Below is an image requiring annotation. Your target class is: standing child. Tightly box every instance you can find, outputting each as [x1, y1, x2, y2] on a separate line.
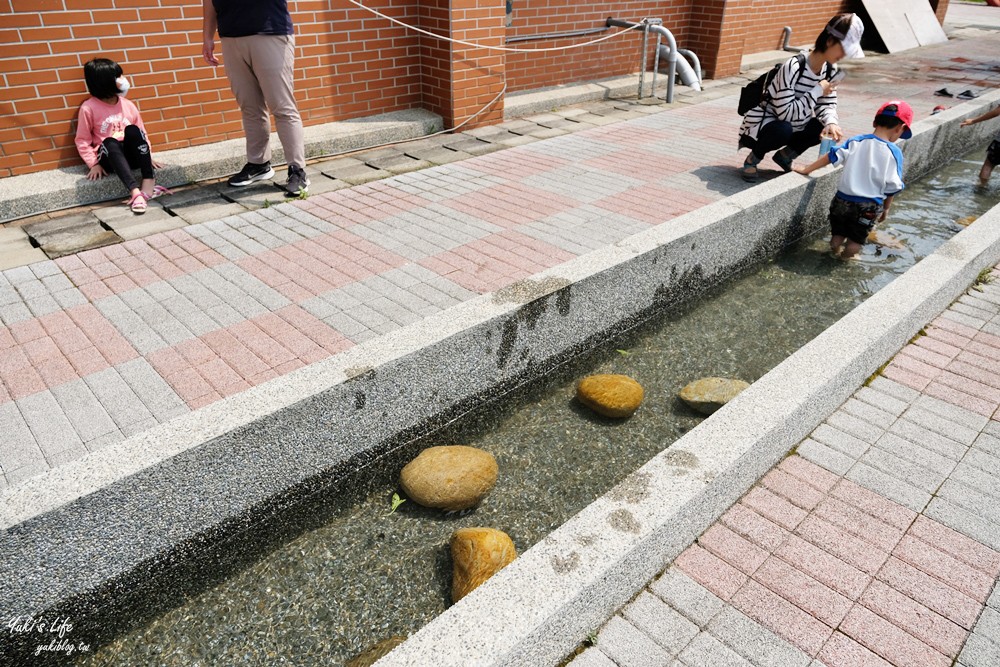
[960, 105, 1000, 186]
[794, 100, 911, 259]
[75, 58, 161, 214]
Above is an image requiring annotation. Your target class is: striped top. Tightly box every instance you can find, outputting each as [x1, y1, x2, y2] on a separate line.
[739, 54, 839, 142]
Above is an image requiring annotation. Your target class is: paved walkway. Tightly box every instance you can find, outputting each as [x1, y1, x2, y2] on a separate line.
[1, 17, 999, 497]
[573, 270, 1000, 667]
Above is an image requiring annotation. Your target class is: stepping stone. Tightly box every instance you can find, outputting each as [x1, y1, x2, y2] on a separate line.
[404, 147, 472, 164]
[21, 213, 121, 259]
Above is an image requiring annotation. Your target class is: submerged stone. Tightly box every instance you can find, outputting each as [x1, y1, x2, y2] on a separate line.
[678, 377, 750, 415]
[399, 445, 498, 511]
[346, 636, 406, 667]
[576, 374, 644, 418]
[956, 215, 978, 227]
[451, 527, 517, 602]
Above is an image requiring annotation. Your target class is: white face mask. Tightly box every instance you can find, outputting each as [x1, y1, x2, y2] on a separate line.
[116, 76, 130, 97]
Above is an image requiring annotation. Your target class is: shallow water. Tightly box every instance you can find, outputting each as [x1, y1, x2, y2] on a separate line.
[81, 154, 1000, 666]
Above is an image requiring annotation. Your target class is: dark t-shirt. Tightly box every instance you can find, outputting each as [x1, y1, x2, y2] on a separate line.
[213, 0, 293, 38]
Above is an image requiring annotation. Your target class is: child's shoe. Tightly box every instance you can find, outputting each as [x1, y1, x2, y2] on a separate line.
[128, 192, 147, 214]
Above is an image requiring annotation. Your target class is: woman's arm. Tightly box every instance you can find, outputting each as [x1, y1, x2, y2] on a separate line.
[766, 57, 826, 125]
[961, 105, 1000, 127]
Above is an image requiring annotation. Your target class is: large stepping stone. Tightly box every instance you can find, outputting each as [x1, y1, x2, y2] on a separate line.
[22, 213, 121, 258]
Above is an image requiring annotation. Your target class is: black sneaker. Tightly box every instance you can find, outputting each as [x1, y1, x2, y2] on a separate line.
[228, 161, 274, 187]
[284, 164, 310, 197]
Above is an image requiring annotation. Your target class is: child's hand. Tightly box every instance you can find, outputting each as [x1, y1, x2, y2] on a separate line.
[878, 210, 888, 223]
[87, 165, 107, 180]
[793, 166, 809, 176]
[961, 119, 974, 128]
[152, 159, 163, 169]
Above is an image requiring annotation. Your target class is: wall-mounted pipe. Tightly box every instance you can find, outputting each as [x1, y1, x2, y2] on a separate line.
[658, 44, 701, 91]
[781, 26, 806, 53]
[606, 17, 679, 103]
[505, 26, 609, 44]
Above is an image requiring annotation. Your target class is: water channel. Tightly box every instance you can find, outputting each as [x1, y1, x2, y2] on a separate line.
[81, 152, 1000, 666]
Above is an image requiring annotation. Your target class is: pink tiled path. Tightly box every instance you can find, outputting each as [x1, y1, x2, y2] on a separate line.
[2, 26, 1000, 495]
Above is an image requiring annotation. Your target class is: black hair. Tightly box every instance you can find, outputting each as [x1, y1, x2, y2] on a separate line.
[83, 58, 123, 99]
[814, 13, 854, 53]
[874, 111, 904, 130]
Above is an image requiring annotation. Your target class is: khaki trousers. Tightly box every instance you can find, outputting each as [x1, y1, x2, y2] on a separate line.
[220, 34, 305, 169]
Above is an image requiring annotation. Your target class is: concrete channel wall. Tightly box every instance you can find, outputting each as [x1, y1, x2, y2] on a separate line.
[1, 93, 998, 664]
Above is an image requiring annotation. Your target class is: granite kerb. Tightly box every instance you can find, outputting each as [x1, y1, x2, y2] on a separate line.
[0, 95, 995, 665]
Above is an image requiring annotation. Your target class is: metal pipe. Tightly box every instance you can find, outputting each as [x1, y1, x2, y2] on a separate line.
[657, 44, 701, 92]
[646, 23, 676, 103]
[505, 26, 609, 44]
[781, 26, 804, 53]
[651, 29, 662, 95]
[677, 48, 702, 84]
[638, 22, 650, 99]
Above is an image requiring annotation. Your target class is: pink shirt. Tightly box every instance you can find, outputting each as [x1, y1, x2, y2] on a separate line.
[74, 97, 149, 168]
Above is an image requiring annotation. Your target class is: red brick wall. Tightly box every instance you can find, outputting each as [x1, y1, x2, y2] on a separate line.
[0, 0, 424, 178]
[505, 1, 691, 93]
[450, 0, 506, 128]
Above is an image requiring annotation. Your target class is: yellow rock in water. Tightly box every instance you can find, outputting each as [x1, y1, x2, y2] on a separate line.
[956, 215, 978, 227]
[400, 446, 498, 511]
[576, 374, 644, 418]
[346, 636, 406, 667]
[451, 527, 517, 603]
[678, 377, 750, 415]
[866, 230, 906, 249]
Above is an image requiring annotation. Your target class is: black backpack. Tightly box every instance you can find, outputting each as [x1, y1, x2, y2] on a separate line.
[738, 53, 810, 116]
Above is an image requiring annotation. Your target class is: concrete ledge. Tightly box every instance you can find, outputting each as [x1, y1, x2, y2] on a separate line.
[0, 93, 998, 663]
[0, 109, 442, 224]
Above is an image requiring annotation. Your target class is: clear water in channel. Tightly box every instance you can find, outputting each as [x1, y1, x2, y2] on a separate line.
[81, 152, 1000, 666]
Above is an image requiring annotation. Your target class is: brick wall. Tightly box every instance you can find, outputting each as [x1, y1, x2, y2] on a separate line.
[505, 1, 690, 93]
[0, 0, 954, 178]
[0, 0, 424, 178]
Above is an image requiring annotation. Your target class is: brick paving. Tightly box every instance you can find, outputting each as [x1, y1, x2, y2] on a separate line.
[1, 20, 1000, 500]
[573, 268, 1000, 666]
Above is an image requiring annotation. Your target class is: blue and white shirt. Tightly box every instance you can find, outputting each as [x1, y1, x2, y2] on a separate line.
[740, 54, 839, 141]
[829, 134, 905, 205]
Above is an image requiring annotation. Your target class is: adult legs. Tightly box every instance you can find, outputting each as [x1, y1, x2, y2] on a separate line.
[784, 117, 826, 157]
[220, 36, 273, 165]
[748, 120, 793, 161]
[247, 34, 305, 170]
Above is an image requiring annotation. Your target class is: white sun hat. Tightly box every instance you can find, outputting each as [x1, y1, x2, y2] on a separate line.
[829, 14, 865, 59]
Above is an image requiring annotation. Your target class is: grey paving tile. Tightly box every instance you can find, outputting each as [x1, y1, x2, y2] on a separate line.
[622, 591, 699, 656]
[47, 444, 89, 468]
[842, 397, 897, 429]
[121, 416, 158, 438]
[853, 385, 910, 418]
[84, 366, 155, 432]
[859, 446, 947, 493]
[825, 411, 885, 444]
[0, 401, 44, 471]
[160, 294, 220, 337]
[567, 647, 618, 667]
[964, 449, 1000, 478]
[650, 567, 724, 629]
[900, 406, 981, 446]
[596, 616, 674, 667]
[869, 376, 920, 402]
[949, 462, 1000, 499]
[913, 394, 989, 433]
[5, 461, 50, 487]
[938, 478, 1000, 526]
[95, 294, 167, 355]
[17, 390, 83, 459]
[50, 378, 119, 444]
[845, 461, 930, 512]
[958, 632, 1000, 667]
[941, 309, 987, 331]
[973, 432, 1000, 459]
[873, 432, 958, 478]
[925, 498, 1000, 552]
[116, 358, 188, 422]
[888, 418, 969, 461]
[796, 438, 855, 475]
[810, 423, 870, 459]
[707, 607, 810, 667]
[974, 607, 1000, 643]
[678, 632, 754, 667]
[85, 431, 124, 453]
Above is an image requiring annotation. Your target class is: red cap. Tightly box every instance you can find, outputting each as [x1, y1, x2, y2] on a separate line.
[876, 100, 913, 139]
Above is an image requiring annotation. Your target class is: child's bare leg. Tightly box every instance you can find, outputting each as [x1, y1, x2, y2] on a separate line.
[980, 160, 994, 186]
[140, 178, 155, 198]
[830, 235, 846, 255]
[840, 240, 863, 260]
